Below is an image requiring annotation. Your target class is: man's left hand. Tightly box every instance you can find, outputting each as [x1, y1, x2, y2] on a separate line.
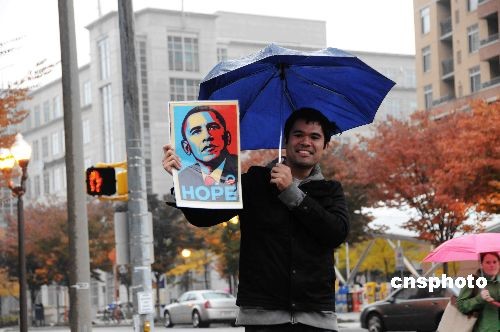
[270, 163, 293, 192]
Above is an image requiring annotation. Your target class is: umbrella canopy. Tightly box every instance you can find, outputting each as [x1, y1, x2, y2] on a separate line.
[199, 44, 395, 150]
[423, 233, 500, 263]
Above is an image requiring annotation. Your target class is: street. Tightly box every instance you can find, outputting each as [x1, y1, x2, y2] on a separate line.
[1, 323, 367, 332]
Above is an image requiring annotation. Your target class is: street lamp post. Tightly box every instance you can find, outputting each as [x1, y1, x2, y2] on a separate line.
[0, 133, 32, 332]
[181, 249, 192, 291]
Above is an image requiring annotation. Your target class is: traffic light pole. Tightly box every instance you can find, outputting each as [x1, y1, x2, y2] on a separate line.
[118, 1, 154, 331]
[58, 0, 92, 330]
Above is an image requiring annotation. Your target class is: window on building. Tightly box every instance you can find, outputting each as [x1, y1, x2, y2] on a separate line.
[169, 78, 200, 101]
[424, 84, 433, 109]
[24, 111, 32, 131]
[34, 105, 41, 127]
[455, 10, 460, 24]
[217, 47, 228, 62]
[82, 81, 92, 106]
[404, 69, 416, 88]
[43, 171, 50, 194]
[186, 79, 199, 100]
[83, 119, 91, 144]
[51, 132, 60, 156]
[168, 36, 183, 71]
[53, 96, 62, 119]
[468, 0, 478, 11]
[32, 140, 39, 161]
[183, 37, 199, 71]
[100, 84, 114, 162]
[167, 35, 199, 72]
[34, 175, 41, 197]
[422, 46, 431, 72]
[468, 24, 479, 53]
[469, 66, 481, 93]
[169, 78, 184, 101]
[43, 100, 51, 123]
[53, 168, 62, 192]
[98, 38, 111, 80]
[420, 7, 430, 34]
[41, 136, 49, 158]
[457, 50, 462, 64]
[387, 99, 402, 113]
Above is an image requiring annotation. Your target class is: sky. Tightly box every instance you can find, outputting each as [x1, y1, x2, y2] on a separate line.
[0, 0, 427, 235]
[0, 0, 416, 85]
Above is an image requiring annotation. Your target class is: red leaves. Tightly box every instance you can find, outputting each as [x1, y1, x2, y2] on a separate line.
[358, 101, 499, 244]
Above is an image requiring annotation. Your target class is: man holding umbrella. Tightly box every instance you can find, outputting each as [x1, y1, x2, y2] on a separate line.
[163, 107, 349, 331]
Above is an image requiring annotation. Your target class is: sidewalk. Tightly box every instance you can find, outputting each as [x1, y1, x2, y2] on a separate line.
[0, 312, 361, 331]
[337, 311, 360, 323]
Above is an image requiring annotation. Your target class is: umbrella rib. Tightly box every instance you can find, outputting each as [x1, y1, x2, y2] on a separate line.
[238, 70, 279, 123]
[283, 75, 296, 110]
[288, 67, 372, 121]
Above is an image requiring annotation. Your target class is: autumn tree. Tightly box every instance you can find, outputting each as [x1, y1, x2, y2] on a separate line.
[320, 143, 378, 243]
[148, 195, 203, 286]
[193, 219, 240, 294]
[359, 101, 499, 246]
[0, 201, 114, 304]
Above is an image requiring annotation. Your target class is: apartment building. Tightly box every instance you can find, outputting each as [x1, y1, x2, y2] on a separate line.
[413, 0, 499, 112]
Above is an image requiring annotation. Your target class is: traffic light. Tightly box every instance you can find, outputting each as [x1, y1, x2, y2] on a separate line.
[116, 170, 128, 195]
[86, 167, 116, 196]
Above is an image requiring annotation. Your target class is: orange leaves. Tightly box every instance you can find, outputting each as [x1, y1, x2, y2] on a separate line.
[0, 200, 115, 290]
[357, 100, 499, 244]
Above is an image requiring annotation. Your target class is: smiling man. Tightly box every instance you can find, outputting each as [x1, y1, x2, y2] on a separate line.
[163, 107, 349, 331]
[177, 106, 238, 201]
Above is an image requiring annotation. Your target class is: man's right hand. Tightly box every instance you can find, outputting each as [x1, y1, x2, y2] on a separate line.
[162, 144, 182, 175]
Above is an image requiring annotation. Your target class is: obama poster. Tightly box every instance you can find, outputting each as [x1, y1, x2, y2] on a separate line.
[169, 100, 242, 209]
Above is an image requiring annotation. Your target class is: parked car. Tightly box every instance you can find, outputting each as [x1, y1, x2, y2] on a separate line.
[360, 285, 457, 332]
[162, 290, 237, 328]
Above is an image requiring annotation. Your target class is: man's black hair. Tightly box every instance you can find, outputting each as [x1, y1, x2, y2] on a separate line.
[284, 107, 339, 148]
[181, 106, 227, 141]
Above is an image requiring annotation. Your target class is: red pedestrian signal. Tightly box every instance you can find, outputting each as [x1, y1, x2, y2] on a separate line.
[86, 167, 116, 196]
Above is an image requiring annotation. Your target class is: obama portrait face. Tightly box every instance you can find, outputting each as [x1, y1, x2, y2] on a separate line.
[181, 106, 231, 167]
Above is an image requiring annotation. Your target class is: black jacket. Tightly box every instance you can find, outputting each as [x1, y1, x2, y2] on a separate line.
[180, 166, 349, 311]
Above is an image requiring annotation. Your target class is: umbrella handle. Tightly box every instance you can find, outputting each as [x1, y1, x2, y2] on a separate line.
[278, 131, 282, 162]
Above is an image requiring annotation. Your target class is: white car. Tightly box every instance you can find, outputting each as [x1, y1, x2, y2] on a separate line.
[162, 290, 238, 328]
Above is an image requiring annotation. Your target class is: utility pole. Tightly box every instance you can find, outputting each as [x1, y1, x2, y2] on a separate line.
[117, 1, 154, 331]
[58, 0, 92, 331]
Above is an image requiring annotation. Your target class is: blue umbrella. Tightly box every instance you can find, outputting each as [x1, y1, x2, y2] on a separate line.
[199, 44, 395, 152]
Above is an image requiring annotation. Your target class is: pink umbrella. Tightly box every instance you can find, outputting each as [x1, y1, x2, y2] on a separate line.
[423, 233, 500, 263]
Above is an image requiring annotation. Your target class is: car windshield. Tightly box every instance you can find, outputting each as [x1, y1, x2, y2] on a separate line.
[202, 292, 233, 300]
